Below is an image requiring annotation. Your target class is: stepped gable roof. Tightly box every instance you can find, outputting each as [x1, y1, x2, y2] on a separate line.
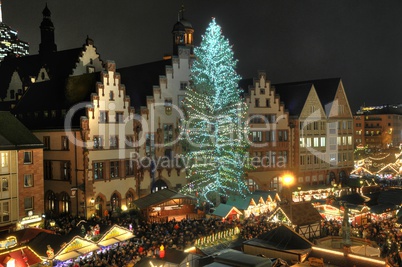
[0, 111, 43, 149]
[12, 72, 98, 130]
[245, 225, 312, 251]
[118, 59, 171, 110]
[0, 47, 85, 100]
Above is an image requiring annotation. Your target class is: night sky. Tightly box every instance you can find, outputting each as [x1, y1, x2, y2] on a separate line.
[3, 0, 402, 112]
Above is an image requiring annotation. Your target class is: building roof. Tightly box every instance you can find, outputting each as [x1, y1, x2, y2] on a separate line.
[239, 77, 341, 117]
[212, 249, 273, 267]
[225, 196, 256, 211]
[132, 188, 196, 210]
[245, 225, 313, 251]
[135, 248, 191, 267]
[12, 73, 96, 130]
[118, 59, 170, 110]
[212, 204, 242, 218]
[273, 78, 341, 117]
[0, 111, 43, 149]
[271, 202, 323, 226]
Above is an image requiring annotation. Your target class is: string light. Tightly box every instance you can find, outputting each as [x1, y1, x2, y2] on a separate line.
[180, 18, 250, 206]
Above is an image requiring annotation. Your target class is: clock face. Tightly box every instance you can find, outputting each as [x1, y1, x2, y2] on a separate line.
[28, 211, 33, 217]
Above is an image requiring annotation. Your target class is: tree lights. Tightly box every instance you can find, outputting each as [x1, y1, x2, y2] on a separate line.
[180, 18, 250, 206]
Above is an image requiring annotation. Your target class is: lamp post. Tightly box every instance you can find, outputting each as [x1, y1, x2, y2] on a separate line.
[297, 186, 302, 202]
[282, 173, 295, 224]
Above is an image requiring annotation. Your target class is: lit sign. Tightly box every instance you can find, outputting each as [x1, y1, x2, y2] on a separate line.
[21, 215, 41, 225]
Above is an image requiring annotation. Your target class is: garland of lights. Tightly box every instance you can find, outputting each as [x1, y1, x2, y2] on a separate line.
[179, 18, 250, 206]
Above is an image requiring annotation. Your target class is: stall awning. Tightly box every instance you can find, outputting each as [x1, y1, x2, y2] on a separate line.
[97, 225, 134, 247]
[54, 236, 99, 262]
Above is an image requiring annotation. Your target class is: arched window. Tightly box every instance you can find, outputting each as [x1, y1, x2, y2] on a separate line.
[126, 192, 134, 208]
[46, 191, 56, 213]
[111, 193, 120, 212]
[59, 192, 70, 214]
[152, 179, 168, 193]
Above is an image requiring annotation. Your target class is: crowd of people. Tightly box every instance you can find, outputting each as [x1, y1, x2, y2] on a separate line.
[321, 217, 402, 265]
[44, 213, 255, 267]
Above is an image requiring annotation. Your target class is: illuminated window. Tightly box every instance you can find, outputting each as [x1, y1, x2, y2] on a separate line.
[109, 136, 118, 149]
[1, 153, 8, 168]
[163, 124, 174, 145]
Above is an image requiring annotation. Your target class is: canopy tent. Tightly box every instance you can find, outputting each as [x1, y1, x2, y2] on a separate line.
[54, 236, 99, 262]
[97, 225, 134, 247]
[350, 245, 380, 257]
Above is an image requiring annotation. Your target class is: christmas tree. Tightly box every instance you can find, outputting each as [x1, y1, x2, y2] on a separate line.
[180, 18, 250, 206]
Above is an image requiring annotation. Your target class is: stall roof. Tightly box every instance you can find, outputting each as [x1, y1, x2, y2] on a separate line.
[270, 203, 322, 226]
[212, 204, 242, 218]
[134, 248, 191, 267]
[54, 236, 99, 262]
[97, 225, 134, 247]
[213, 249, 272, 267]
[132, 189, 196, 209]
[0, 246, 42, 266]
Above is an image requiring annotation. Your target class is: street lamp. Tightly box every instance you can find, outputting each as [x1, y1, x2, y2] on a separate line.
[297, 186, 302, 202]
[282, 173, 294, 225]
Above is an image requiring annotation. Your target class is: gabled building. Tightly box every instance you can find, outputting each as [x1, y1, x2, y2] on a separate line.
[0, 111, 44, 233]
[274, 78, 354, 187]
[354, 104, 402, 149]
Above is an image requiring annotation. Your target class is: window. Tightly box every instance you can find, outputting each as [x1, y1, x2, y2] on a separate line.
[299, 138, 305, 147]
[46, 192, 55, 212]
[116, 112, 124, 123]
[93, 162, 104, 180]
[61, 161, 71, 180]
[260, 88, 265, 94]
[266, 99, 270, 107]
[251, 131, 262, 142]
[61, 136, 69, 150]
[10, 90, 15, 99]
[60, 192, 70, 213]
[111, 193, 120, 212]
[43, 136, 50, 150]
[93, 136, 103, 149]
[313, 137, 319, 147]
[23, 151, 32, 164]
[180, 81, 188, 90]
[306, 138, 311, 148]
[1, 153, 8, 168]
[1, 178, 8, 191]
[24, 197, 33, 210]
[24, 174, 33, 187]
[126, 192, 134, 208]
[109, 91, 114, 100]
[51, 110, 56, 118]
[255, 99, 259, 107]
[163, 124, 174, 145]
[44, 161, 52, 180]
[125, 135, 134, 148]
[145, 134, 155, 156]
[125, 160, 135, 177]
[1, 202, 9, 222]
[109, 136, 118, 149]
[99, 111, 108, 123]
[178, 95, 185, 109]
[110, 161, 119, 178]
[320, 137, 326, 147]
